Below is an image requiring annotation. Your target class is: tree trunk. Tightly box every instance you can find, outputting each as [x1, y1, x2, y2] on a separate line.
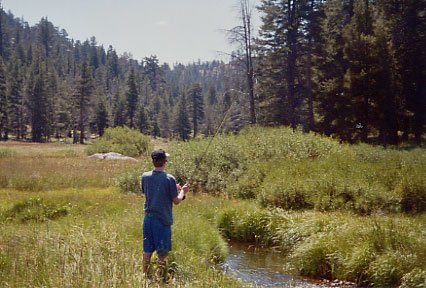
[241, 0, 256, 124]
[307, 0, 315, 132]
[287, 0, 298, 128]
[79, 102, 84, 144]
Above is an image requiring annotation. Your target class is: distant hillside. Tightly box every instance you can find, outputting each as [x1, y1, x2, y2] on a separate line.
[0, 8, 248, 142]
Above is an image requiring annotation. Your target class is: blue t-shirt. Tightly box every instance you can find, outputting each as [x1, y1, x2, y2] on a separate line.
[141, 170, 179, 226]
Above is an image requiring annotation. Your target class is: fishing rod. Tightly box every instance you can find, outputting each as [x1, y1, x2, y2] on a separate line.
[181, 88, 249, 191]
[197, 89, 247, 164]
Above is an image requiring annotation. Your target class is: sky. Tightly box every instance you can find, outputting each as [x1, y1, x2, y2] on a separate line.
[2, 0, 261, 65]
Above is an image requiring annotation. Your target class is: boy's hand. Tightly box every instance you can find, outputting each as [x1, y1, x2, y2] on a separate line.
[177, 183, 190, 194]
[181, 183, 190, 193]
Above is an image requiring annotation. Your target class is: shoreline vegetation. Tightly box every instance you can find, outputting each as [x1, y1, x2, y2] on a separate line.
[1, 126, 425, 287]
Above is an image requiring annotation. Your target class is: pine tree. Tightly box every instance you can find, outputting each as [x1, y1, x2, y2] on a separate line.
[301, 0, 323, 132]
[0, 4, 3, 59]
[207, 84, 217, 105]
[188, 82, 204, 137]
[27, 53, 49, 142]
[143, 55, 165, 93]
[0, 56, 7, 140]
[370, 10, 399, 145]
[44, 63, 58, 140]
[38, 17, 53, 57]
[394, 0, 426, 145]
[94, 96, 110, 136]
[175, 92, 191, 141]
[55, 80, 73, 139]
[342, 0, 375, 142]
[126, 67, 138, 128]
[75, 61, 93, 144]
[316, 0, 352, 138]
[135, 103, 151, 135]
[158, 99, 172, 138]
[8, 59, 24, 139]
[257, 0, 307, 127]
[113, 90, 127, 127]
[90, 36, 99, 71]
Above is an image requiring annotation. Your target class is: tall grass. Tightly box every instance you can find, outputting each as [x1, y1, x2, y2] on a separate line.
[0, 189, 243, 287]
[0, 140, 240, 287]
[117, 126, 426, 214]
[0, 148, 15, 158]
[216, 201, 426, 287]
[0, 154, 139, 191]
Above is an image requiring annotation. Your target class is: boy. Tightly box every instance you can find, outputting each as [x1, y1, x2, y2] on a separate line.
[141, 149, 189, 276]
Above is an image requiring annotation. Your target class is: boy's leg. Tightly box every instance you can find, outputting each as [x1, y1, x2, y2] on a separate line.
[157, 254, 168, 280]
[143, 252, 153, 274]
[142, 216, 155, 275]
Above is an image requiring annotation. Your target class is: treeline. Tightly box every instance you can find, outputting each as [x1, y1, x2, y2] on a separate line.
[0, 1, 424, 145]
[255, 0, 425, 145]
[0, 7, 248, 143]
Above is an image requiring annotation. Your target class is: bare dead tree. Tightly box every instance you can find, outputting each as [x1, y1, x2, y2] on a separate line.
[227, 0, 256, 124]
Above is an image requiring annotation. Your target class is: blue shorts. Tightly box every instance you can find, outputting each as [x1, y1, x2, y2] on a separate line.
[143, 215, 171, 255]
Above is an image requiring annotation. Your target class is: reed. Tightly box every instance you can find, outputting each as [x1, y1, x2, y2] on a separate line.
[216, 201, 426, 287]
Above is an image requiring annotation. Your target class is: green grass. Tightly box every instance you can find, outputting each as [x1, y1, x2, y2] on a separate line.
[215, 200, 426, 287]
[0, 147, 15, 158]
[2, 126, 426, 287]
[0, 142, 243, 287]
[119, 126, 426, 214]
[0, 189, 243, 287]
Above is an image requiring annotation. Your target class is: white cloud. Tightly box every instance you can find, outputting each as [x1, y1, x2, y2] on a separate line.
[155, 20, 168, 27]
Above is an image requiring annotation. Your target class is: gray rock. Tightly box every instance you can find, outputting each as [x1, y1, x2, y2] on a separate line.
[87, 153, 106, 160]
[88, 152, 138, 161]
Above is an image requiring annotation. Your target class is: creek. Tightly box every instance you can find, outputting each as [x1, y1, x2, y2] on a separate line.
[223, 242, 351, 288]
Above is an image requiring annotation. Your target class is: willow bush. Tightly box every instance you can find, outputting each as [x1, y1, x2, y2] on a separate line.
[86, 126, 153, 157]
[117, 126, 426, 214]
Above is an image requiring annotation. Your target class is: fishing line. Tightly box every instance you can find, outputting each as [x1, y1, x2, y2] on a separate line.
[198, 89, 246, 163]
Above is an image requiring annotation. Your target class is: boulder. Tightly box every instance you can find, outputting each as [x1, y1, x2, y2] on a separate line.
[87, 153, 105, 160]
[88, 152, 138, 161]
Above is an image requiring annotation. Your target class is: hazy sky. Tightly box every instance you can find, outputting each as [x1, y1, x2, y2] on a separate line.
[2, 0, 261, 65]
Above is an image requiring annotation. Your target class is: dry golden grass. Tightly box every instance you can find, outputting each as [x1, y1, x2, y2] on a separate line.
[0, 141, 86, 156]
[0, 142, 140, 191]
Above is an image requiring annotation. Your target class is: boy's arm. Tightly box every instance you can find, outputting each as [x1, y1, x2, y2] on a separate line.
[173, 183, 190, 205]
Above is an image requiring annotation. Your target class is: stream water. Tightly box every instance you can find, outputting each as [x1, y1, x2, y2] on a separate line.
[223, 242, 352, 288]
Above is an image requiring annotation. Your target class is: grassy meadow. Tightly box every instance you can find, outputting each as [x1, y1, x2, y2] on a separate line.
[1, 126, 426, 287]
[0, 142, 242, 287]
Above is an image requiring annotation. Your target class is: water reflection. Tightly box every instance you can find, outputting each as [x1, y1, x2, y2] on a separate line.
[223, 242, 337, 288]
[224, 242, 296, 287]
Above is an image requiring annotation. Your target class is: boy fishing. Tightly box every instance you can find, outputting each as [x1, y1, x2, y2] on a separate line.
[141, 149, 190, 277]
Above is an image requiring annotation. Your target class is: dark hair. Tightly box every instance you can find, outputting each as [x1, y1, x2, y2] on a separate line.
[153, 158, 166, 167]
[151, 149, 168, 167]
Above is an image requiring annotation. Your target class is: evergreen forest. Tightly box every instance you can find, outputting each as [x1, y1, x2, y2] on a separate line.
[0, 0, 424, 145]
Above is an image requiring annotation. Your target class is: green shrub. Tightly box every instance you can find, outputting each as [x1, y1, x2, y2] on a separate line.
[343, 244, 375, 285]
[115, 168, 143, 194]
[86, 127, 152, 157]
[0, 175, 8, 188]
[400, 268, 426, 288]
[399, 174, 426, 213]
[2, 198, 69, 223]
[217, 203, 276, 245]
[0, 148, 15, 158]
[369, 251, 416, 287]
[115, 125, 426, 213]
[225, 164, 266, 199]
[259, 180, 312, 210]
[292, 235, 336, 279]
[13, 175, 48, 192]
